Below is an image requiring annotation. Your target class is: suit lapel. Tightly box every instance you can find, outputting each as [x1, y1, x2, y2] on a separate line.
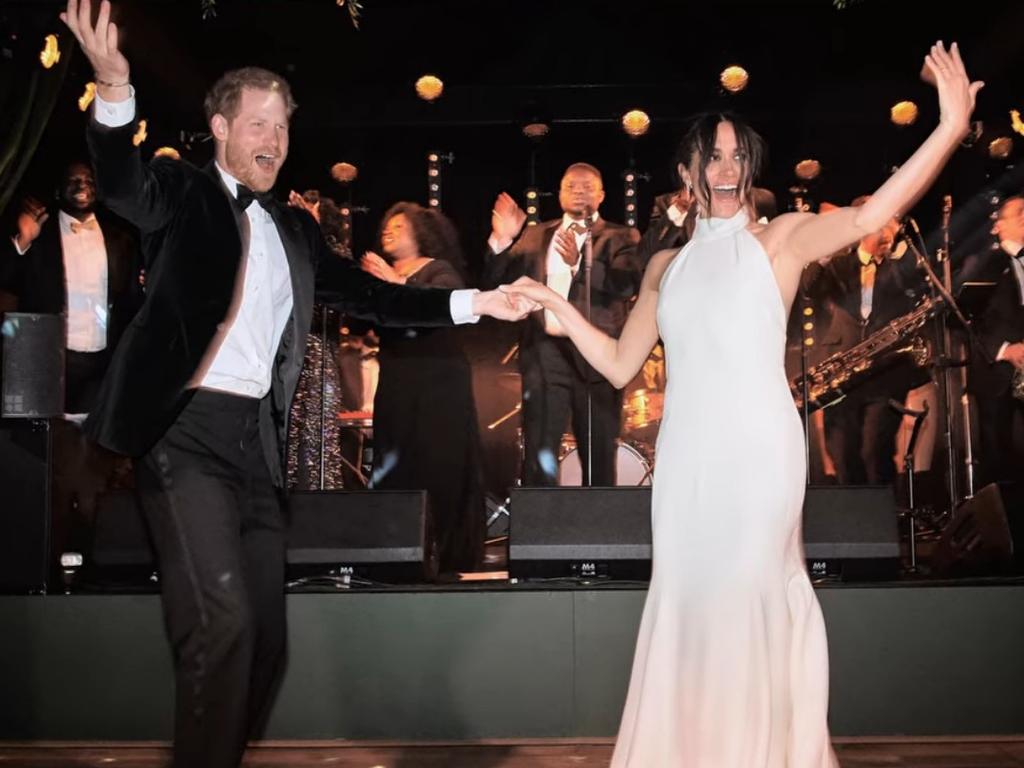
[835, 252, 861, 320]
[536, 221, 559, 284]
[39, 219, 68, 312]
[268, 201, 312, 329]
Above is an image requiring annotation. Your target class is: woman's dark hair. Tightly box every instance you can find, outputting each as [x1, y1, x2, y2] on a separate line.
[674, 112, 766, 216]
[377, 201, 466, 277]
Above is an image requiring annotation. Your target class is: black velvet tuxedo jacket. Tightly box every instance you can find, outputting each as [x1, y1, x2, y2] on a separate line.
[638, 192, 695, 264]
[84, 118, 454, 486]
[0, 209, 141, 353]
[481, 217, 641, 382]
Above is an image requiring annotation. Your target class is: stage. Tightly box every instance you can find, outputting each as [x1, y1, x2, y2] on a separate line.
[2, 579, 1023, 743]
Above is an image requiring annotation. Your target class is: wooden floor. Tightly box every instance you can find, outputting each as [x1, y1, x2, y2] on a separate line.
[2, 740, 1024, 767]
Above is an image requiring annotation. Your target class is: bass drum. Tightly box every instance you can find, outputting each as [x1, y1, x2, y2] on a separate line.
[558, 441, 653, 487]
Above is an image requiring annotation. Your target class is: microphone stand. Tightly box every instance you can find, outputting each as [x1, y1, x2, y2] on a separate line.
[937, 196, 959, 509]
[800, 293, 812, 485]
[905, 202, 990, 511]
[582, 207, 594, 486]
[318, 305, 329, 490]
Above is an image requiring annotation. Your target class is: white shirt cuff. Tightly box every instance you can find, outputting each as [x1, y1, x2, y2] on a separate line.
[488, 234, 513, 254]
[93, 89, 137, 128]
[996, 342, 1010, 361]
[450, 289, 480, 325]
[11, 236, 29, 256]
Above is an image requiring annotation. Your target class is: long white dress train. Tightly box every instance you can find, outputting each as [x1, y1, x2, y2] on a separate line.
[610, 210, 839, 767]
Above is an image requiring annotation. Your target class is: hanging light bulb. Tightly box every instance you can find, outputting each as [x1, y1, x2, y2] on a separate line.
[40, 34, 60, 69]
[890, 101, 918, 126]
[331, 162, 358, 183]
[78, 83, 96, 112]
[720, 65, 749, 93]
[621, 109, 651, 138]
[415, 75, 444, 102]
[132, 119, 148, 147]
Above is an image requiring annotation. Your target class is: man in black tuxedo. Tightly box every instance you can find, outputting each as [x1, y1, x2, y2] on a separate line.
[811, 197, 925, 484]
[3, 160, 141, 413]
[483, 163, 642, 486]
[969, 194, 1024, 487]
[63, 3, 527, 767]
[638, 187, 695, 264]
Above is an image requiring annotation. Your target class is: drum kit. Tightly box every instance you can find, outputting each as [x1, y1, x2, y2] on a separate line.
[489, 349, 665, 488]
[336, 409, 374, 487]
[338, 346, 666, 490]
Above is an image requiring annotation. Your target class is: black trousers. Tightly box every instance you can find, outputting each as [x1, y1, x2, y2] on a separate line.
[824, 393, 904, 485]
[65, 348, 108, 414]
[135, 389, 286, 768]
[521, 338, 622, 486]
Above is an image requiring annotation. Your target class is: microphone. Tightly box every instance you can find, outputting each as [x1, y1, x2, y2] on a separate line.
[581, 205, 594, 269]
[896, 215, 922, 239]
[896, 216, 925, 254]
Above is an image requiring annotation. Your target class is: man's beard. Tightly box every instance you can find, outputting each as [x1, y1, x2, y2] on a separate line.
[225, 142, 277, 192]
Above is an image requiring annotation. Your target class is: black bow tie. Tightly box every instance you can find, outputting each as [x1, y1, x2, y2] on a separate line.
[235, 184, 273, 212]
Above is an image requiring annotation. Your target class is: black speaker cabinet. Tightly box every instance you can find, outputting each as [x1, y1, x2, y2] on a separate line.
[508, 485, 901, 582]
[932, 482, 1023, 576]
[287, 490, 436, 583]
[508, 487, 652, 581]
[0, 419, 51, 593]
[91, 488, 155, 580]
[803, 485, 900, 580]
[1, 313, 64, 418]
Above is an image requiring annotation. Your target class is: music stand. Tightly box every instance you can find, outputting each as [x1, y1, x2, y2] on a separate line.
[955, 281, 998, 320]
[952, 280, 998, 499]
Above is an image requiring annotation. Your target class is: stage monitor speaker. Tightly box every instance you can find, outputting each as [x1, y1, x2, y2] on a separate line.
[932, 482, 1023, 576]
[90, 489, 155, 579]
[803, 485, 900, 580]
[287, 490, 436, 584]
[1, 313, 65, 418]
[0, 419, 51, 593]
[508, 487, 652, 581]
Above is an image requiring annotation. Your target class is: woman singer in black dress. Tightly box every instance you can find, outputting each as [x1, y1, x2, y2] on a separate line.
[361, 202, 484, 574]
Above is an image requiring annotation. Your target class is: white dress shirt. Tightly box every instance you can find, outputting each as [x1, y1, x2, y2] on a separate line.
[544, 213, 597, 335]
[196, 164, 294, 398]
[12, 211, 110, 352]
[60, 211, 110, 352]
[857, 246, 877, 321]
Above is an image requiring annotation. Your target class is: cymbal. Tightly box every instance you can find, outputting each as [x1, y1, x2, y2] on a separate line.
[337, 410, 373, 428]
[623, 389, 664, 430]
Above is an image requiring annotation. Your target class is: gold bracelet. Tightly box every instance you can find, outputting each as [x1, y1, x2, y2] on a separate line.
[94, 76, 130, 88]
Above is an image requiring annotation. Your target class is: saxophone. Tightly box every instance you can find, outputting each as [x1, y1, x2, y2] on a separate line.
[791, 293, 944, 412]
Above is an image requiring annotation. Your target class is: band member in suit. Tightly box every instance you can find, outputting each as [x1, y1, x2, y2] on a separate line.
[62, 3, 529, 766]
[3, 159, 142, 574]
[811, 196, 925, 484]
[3, 160, 141, 413]
[969, 194, 1024, 487]
[361, 202, 485, 574]
[483, 163, 642, 485]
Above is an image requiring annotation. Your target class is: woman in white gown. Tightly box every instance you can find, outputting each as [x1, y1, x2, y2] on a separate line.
[501, 43, 980, 767]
